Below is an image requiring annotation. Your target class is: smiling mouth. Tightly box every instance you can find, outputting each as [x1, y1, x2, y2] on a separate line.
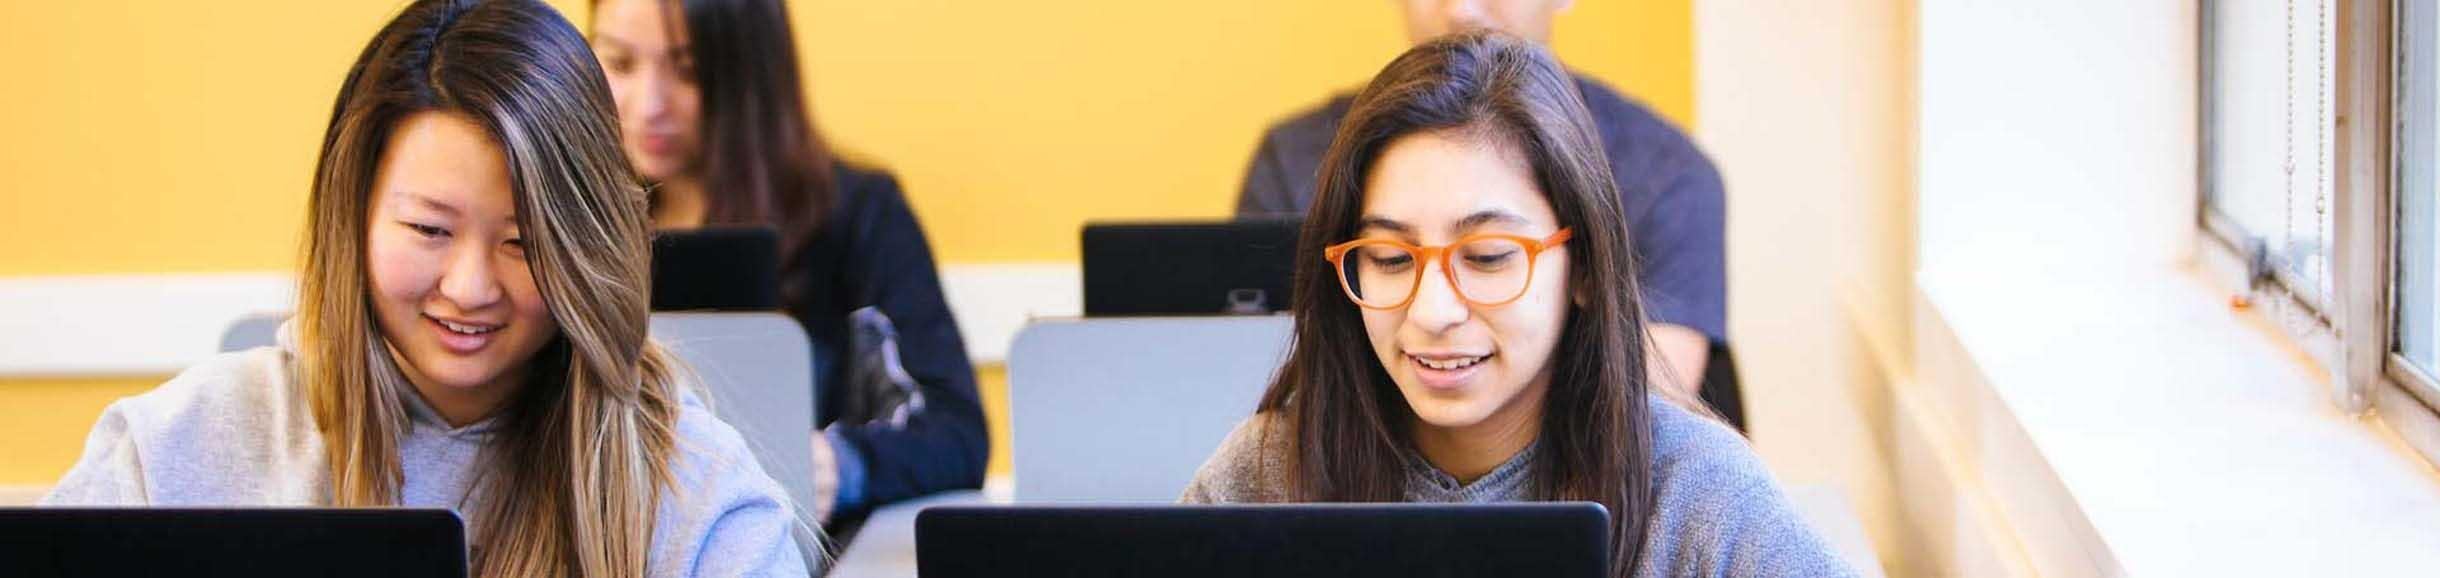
[426, 313, 502, 336]
[639, 134, 684, 155]
[1409, 352, 1492, 370]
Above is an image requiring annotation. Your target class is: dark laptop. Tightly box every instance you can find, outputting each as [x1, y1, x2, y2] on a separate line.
[0, 508, 466, 578]
[652, 226, 782, 311]
[1082, 219, 1301, 316]
[916, 502, 1610, 578]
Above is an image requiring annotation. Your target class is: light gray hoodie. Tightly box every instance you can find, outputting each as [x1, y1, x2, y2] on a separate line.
[42, 329, 809, 577]
[1182, 394, 1860, 578]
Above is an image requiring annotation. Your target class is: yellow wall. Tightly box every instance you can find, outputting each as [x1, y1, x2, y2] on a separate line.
[0, 0, 1690, 274]
[0, 379, 160, 484]
[0, 1, 1690, 486]
[798, 1, 1695, 261]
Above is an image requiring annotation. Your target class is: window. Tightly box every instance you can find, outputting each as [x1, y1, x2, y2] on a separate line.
[2387, 0, 2440, 439]
[2203, 0, 2337, 320]
[2204, 0, 2440, 466]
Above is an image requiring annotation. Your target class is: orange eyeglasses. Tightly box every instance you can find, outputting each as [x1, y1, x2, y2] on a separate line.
[1322, 228, 1573, 310]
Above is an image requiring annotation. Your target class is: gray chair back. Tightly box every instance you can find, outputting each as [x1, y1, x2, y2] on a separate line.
[1007, 315, 1294, 502]
[219, 313, 285, 352]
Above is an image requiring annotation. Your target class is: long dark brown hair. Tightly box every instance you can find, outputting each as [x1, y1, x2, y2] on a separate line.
[302, 0, 683, 575]
[1256, 31, 1655, 575]
[611, 0, 835, 289]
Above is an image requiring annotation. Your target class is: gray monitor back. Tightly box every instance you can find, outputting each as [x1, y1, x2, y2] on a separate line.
[647, 313, 820, 526]
[219, 312, 820, 549]
[1007, 315, 1294, 502]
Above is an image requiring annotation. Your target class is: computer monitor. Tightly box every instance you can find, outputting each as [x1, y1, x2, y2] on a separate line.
[651, 226, 783, 312]
[0, 508, 467, 578]
[916, 502, 1610, 578]
[1081, 219, 1301, 316]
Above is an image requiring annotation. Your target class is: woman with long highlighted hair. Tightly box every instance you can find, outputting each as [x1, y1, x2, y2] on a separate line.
[46, 1, 808, 575]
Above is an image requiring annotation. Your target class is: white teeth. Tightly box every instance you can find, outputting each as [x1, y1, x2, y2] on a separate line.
[1415, 355, 1486, 370]
[436, 318, 499, 335]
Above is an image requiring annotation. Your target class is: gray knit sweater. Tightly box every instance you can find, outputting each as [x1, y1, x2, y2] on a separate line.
[1181, 395, 1858, 577]
[42, 338, 809, 577]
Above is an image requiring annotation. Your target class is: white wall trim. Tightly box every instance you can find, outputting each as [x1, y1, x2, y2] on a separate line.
[935, 262, 1081, 364]
[0, 263, 1078, 378]
[0, 273, 295, 378]
[0, 485, 47, 506]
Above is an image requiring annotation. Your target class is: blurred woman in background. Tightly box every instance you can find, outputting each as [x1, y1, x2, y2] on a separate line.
[590, 0, 989, 529]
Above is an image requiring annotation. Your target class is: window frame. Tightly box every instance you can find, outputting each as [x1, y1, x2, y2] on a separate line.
[2365, 0, 2440, 466]
[2200, 0, 2440, 467]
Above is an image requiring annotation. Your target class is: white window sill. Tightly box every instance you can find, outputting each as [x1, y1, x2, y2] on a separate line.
[1916, 261, 2440, 576]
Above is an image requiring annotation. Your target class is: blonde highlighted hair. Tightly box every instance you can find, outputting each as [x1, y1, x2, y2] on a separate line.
[299, 0, 684, 575]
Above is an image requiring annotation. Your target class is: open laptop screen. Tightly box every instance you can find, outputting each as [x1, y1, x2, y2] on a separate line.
[917, 502, 1609, 578]
[1082, 219, 1301, 316]
[0, 508, 467, 578]
[651, 226, 783, 312]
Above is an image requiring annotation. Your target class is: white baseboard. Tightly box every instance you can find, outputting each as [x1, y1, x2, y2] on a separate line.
[0, 485, 47, 505]
[0, 263, 1078, 378]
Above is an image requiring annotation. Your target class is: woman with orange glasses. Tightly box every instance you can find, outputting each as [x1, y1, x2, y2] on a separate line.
[1182, 31, 1853, 577]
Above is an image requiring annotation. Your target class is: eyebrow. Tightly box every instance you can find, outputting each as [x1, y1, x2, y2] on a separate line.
[1454, 210, 1531, 233]
[1357, 209, 1533, 237]
[592, 32, 689, 59]
[405, 193, 460, 218]
[593, 33, 631, 52]
[399, 193, 517, 225]
[1357, 215, 1413, 234]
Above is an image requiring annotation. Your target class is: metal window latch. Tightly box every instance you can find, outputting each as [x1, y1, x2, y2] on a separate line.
[2230, 235, 2275, 310]
[2245, 235, 2276, 290]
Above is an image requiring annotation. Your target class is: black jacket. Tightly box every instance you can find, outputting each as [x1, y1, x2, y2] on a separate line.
[789, 162, 989, 516]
